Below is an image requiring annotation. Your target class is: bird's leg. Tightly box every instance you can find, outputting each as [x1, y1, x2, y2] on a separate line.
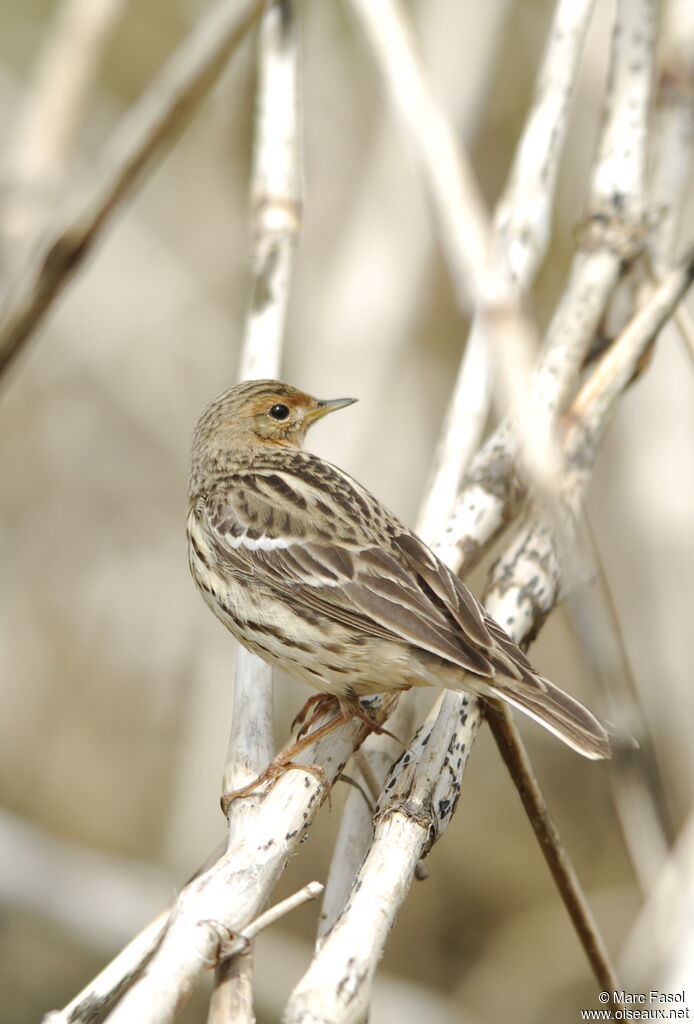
[221, 708, 350, 813]
[294, 691, 406, 746]
[293, 692, 341, 739]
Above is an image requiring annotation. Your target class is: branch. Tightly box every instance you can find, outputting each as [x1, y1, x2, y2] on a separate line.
[282, 168, 694, 1024]
[447, 0, 657, 575]
[285, 693, 477, 1023]
[320, 0, 602, 978]
[0, 0, 266, 379]
[237, 0, 301, 383]
[287, 2, 657, 1008]
[214, 3, 301, 1019]
[420, 0, 597, 543]
[317, 698, 419, 940]
[484, 250, 694, 647]
[44, 702, 391, 1024]
[0, 0, 127, 274]
[345, 0, 564, 521]
[647, 0, 694, 363]
[484, 703, 620, 998]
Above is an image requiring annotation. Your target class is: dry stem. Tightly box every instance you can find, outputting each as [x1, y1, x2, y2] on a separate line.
[0, 0, 266, 379]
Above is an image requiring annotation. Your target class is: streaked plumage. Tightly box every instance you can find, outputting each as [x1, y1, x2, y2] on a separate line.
[188, 380, 610, 760]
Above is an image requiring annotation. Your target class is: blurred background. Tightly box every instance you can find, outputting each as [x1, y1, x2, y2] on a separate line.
[0, 0, 692, 1021]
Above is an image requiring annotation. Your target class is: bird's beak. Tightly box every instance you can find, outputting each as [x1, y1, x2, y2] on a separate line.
[307, 396, 357, 424]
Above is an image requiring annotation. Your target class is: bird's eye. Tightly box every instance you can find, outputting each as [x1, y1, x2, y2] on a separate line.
[269, 404, 290, 421]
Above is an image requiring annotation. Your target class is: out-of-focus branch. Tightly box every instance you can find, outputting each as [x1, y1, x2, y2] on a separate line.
[649, 0, 694, 260]
[621, 811, 694, 991]
[563, 248, 694, 483]
[0, 0, 127, 275]
[485, 248, 694, 641]
[447, 0, 657, 575]
[420, 0, 596, 545]
[237, 0, 301, 383]
[345, 0, 564, 519]
[0, 0, 266, 380]
[648, 0, 694, 365]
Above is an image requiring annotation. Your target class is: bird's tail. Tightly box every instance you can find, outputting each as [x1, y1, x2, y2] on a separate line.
[488, 674, 611, 760]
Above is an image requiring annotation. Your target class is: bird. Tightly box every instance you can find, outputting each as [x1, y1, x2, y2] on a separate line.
[187, 379, 610, 768]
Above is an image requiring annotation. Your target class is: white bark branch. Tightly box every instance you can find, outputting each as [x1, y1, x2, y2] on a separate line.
[317, 0, 601, 970]
[345, 0, 564, 518]
[283, 3, 661, 1010]
[238, 0, 301, 383]
[420, 0, 597, 544]
[97, 711, 389, 1024]
[486, 249, 694, 637]
[43, 700, 392, 1024]
[216, 4, 301, 1018]
[317, 698, 419, 940]
[445, 0, 658, 575]
[285, 692, 476, 1024]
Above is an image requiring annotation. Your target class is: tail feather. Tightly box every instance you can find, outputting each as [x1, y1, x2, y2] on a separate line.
[489, 675, 611, 760]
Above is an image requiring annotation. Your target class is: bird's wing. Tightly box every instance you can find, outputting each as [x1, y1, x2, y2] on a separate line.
[195, 463, 501, 678]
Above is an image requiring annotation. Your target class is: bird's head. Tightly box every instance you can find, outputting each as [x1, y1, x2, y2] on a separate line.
[190, 380, 356, 488]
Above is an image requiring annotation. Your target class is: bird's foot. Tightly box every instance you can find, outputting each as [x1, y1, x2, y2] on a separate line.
[338, 693, 406, 748]
[221, 753, 329, 815]
[293, 692, 405, 747]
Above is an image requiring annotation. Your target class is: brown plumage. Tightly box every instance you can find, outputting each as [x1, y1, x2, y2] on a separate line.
[187, 380, 610, 760]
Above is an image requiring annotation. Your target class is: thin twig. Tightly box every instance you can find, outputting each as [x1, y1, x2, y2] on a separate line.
[0, 0, 266, 379]
[565, 515, 673, 893]
[484, 702, 621, 996]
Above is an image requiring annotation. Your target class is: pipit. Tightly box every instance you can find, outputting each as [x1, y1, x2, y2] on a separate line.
[188, 380, 610, 792]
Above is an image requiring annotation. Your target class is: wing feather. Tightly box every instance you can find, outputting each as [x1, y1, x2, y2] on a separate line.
[197, 463, 512, 680]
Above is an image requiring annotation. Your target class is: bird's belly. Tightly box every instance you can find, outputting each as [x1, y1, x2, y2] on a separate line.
[191, 556, 420, 697]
